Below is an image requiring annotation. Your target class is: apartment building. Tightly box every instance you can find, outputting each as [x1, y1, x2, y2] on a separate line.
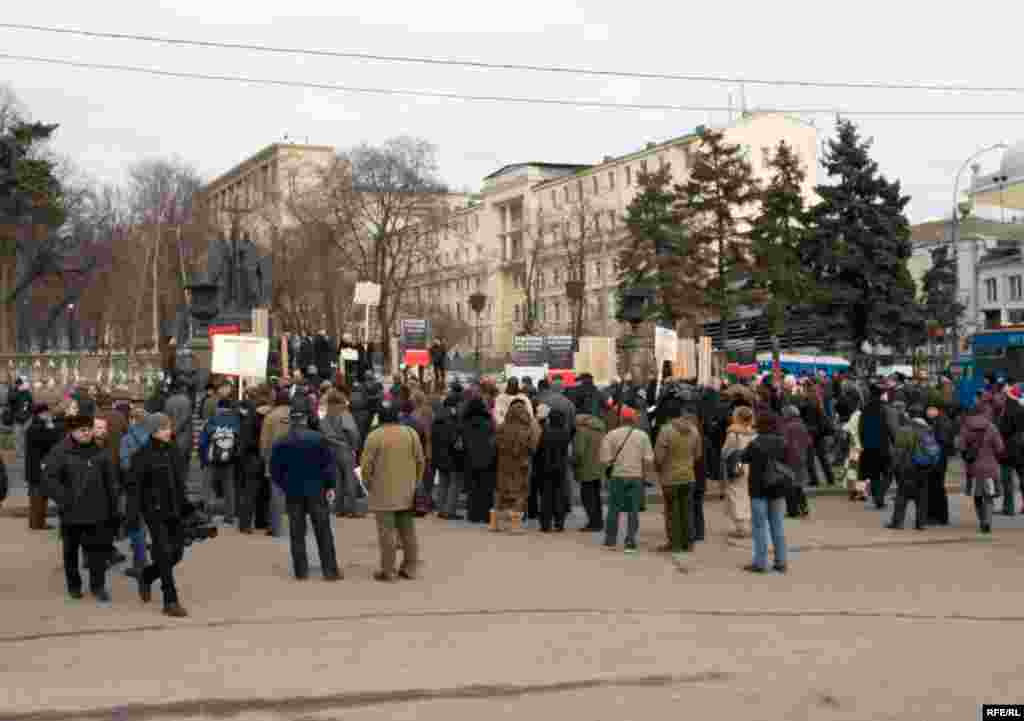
[202, 142, 337, 248]
[407, 111, 818, 355]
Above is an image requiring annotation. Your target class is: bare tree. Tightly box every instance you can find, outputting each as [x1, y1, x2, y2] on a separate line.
[550, 192, 611, 341]
[287, 137, 454, 368]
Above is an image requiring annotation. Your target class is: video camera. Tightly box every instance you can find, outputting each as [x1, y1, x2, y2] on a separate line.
[181, 501, 219, 546]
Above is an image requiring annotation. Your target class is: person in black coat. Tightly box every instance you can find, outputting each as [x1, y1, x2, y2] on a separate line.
[125, 413, 191, 617]
[799, 385, 835, 487]
[431, 396, 464, 519]
[926, 404, 954, 525]
[535, 407, 572, 532]
[461, 398, 497, 524]
[42, 414, 120, 602]
[739, 412, 789, 574]
[25, 404, 64, 530]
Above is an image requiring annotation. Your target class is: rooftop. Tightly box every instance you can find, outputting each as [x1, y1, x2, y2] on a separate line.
[204, 142, 336, 191]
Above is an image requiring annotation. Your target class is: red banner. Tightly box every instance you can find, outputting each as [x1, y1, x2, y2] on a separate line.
[209, 324, 241, 337]
[403, 349, 430, 368]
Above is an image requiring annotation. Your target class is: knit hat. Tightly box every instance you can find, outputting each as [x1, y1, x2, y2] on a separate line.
[140, 413, 163, 437]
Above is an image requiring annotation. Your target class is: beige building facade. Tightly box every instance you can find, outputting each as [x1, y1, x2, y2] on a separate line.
[407, 111, 819, 356]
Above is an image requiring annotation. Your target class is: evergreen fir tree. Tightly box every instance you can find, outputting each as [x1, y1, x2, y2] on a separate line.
[748, 140, 818, 373]
[802, 118, 914, 364]
[921, 245, 965, 335]
[674, 128, 760, 358]
[618, 165, 691, 327]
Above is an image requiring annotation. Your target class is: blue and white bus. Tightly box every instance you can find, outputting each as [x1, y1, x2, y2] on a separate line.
[755, 353, 851, 378]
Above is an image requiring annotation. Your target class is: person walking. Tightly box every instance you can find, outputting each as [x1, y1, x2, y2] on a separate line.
[600, 406, 653, 553]
[494, 400, 540, 532]
[739, 412, 789, 574]
[269, 399, 341, 581]
[926, 404, 954, 525]
[125, 413, 190, 617]
[573, 410, 607, 532]
[653, 404, 702, 560]
[360, 399, 425, 581]
[720, 406, 754, 538]
[42, 414, 120, 603]
[957, 403, 1004, 534]
[859, 387, 894, 509]
[887, 406, 940, 531]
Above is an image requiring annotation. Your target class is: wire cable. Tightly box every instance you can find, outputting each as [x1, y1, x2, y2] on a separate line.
[2, 21, 1023, 94]
[4, 53, 1024, 117]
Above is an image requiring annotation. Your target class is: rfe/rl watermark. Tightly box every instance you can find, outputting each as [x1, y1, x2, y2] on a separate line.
[983, 706, 1024, 718]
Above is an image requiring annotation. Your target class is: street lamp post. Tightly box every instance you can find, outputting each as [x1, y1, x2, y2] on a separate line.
[469, 291, 487, 377]
[951, 143, 1008, 361]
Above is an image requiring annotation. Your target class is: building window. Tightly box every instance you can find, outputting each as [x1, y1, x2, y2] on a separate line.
[554, 302, 561, 322]
[608, 171, 615, 190]
[514, 304, 521, 322]
[456, 302, 463, 320]
[594, 261, 602, 280]
[625, 166, 632, 186]
[551, 189, 557, 208]
[1010, 275, 1023, 301]
[640, 159, 648, 173]
[593, 176, 599, 194]
[564, 187, 570, 203]
[554, 269, 561, 284]
[659, 155, 666, 170]
[986, 277, 998, 303]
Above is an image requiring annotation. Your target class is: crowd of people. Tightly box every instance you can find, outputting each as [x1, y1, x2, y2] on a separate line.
[7, 362, 1023, 613]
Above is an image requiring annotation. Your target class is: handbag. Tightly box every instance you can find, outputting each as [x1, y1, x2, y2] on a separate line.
[604, 428, 635, 481]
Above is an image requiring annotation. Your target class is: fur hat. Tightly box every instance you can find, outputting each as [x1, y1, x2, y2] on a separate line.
[65, 414, 95, 432]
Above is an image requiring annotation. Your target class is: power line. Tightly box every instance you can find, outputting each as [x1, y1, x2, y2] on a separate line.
[2, 21, 1024, 95]
[4, 53, 1024, 117]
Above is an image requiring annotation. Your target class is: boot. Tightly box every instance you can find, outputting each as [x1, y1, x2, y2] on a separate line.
[163, 603, 189, 618]
[124, 558, 145, 579]
[488, 508, 499, 532]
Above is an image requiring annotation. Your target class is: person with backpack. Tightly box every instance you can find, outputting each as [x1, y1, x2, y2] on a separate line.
[739, 412, 789, 574]
[600, 405, 653, 554]
[198, 399, 242, 525]
[887, 406, 941, 531]
[957, 402, 1004, 534]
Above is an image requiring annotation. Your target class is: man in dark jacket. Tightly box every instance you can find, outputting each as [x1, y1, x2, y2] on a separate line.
[270, 400, 341, 581]
[125, 413, 190, 617]
[799, 384, 835, 487]
[25, 403, 63, 530]
[859, 387, 894, 509]
[198, 399, 242, 524]
[431, 396, 464, 519]
[430, 338, 448, 393]
[42, 414, 119, 602]
[163, 380, 193, 470]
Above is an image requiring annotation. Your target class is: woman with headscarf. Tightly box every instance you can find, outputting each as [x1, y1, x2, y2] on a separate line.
[493, 400, 540, 532]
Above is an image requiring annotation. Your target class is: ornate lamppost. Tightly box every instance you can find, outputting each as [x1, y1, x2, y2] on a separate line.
[469, 291, 487, 377]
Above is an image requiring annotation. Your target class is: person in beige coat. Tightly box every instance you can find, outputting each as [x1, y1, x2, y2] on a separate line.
[360, 400, 426, 581]
[720, 406, 755, 538]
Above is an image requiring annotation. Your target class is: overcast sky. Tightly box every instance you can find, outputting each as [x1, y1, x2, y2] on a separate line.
[2, 0, 1023, 222]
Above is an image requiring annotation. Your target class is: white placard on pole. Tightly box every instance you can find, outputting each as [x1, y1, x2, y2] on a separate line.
[354, 282, 381, 306]
[211, 335, 270, 378]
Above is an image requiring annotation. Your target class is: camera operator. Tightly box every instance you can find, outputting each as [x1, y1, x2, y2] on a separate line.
[124, 412, 190, 617]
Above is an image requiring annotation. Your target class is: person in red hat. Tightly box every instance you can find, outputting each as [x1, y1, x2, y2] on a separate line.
[600, 405, 654, 553]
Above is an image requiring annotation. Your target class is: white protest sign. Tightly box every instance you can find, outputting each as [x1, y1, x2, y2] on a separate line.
[212, 335, 270, 378]
[354, 281, 381, 306]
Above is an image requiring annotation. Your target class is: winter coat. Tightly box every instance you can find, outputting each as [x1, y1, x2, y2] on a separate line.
[739, 432, 787, 500]
[41, 440, 119, 525]
[601, 425, 654, 480]
[781, 416, 813, 471]
[360, 422, 425, 512]
[125, 437, 188, 525]
[573, 414, 607, 483]
[653, 416, 702, 486]
[270, 427, 337, 498]
[349, 385, 374, 447]
[800, 396, 827, 440]
[570, 379, 608, 418]
[535, 390, 576, 432]
[496, 404, 540, 496]
[493, 392, 534, 426]
[320, 413, 360, 457]
[198, 411, 242, 468]
[721, 425, 756, 487]
[164, 392, 194, 457]
[957, 413, 1005, 485]
[25, 415, 64, 489]
[535, 413, 572, 482]
[260, 405, 292, 463]
[858, 399, 892, 456]
[431, 407, 463, 472]
[461, 400, 497, 474]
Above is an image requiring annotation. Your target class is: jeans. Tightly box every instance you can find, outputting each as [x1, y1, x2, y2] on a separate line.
[750, 497, 787, 569]
[375, 510, 420, 577]
[605, 477, 642, 547]
[128, 523, 148, 566]
[434, 469, 462, 517]
[141, 517, 184, 605]
[285, 495, 339, 578]
[1000, 465, 1017, 516]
